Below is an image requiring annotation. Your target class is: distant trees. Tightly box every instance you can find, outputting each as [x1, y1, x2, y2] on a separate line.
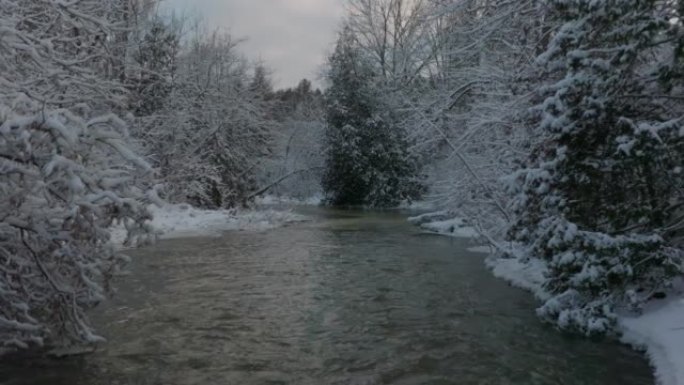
[345, 0, 434, 85]
[121, 9, 332, 209]
[133, 28, 274, 208]
[128, 18, 180, 116]
[322, 28, 424, 207]
[258, 79, 326, 200]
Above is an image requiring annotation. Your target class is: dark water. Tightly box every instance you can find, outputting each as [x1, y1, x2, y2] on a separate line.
[0, 208, 653, 385]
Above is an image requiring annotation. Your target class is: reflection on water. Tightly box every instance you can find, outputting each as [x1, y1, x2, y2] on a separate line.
[0, 208, 653, 385]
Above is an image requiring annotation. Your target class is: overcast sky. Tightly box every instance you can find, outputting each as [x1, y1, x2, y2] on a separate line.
[161, 0, 346, 89]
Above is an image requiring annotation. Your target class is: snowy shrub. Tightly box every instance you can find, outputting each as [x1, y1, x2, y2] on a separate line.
[533, 218, 681, 334]
[0, 99, 154, 350]
[506, 0, 684, 334]
[0, 0, 155, 352]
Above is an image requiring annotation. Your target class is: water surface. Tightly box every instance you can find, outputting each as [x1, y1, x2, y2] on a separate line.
[0, 208, 653, 385]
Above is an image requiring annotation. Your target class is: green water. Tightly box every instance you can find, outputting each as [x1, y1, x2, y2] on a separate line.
[0, 208, 653, 385]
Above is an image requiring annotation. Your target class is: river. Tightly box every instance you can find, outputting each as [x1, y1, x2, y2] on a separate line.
[0, 208, 654, 385]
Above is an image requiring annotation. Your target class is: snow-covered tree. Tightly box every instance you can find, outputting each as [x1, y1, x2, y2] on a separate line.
[506, 0, 684, 334]
[128, 17, 180, 115]
[323, 28, 425, 207]
[372, 0, 550, 241]
[346, 0, 435, 84]
[0, 0, 154, 351]
[257, 79, 326, 200]
[0, 101, 155, 350]
[135, 28, 274, 208]
[249, 64, 275, 99]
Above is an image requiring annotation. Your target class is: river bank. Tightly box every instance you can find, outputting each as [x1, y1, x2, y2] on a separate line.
[411, 211, 684, 385]
[109, 203, 308, 247]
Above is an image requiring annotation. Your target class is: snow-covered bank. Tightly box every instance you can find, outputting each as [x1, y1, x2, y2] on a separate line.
[485, 254, 550, 301]
[619, 283, 684, 385]
[255, 194, 323, 206]
[411, 212, 684, 385]
[111, 204, 307, 246]
[472, 247, 684, 385]
[408, 211, 479, 238]
[410, 212, 549, 297]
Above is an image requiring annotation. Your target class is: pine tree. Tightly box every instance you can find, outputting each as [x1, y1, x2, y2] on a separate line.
[129, 18, 180, 116]
[506, 0, 684, 334]
[322, 28, 425, 207]
[249, 64, 274, 99]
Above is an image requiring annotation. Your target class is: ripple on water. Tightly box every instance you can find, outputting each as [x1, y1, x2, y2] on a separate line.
[0, 208, 655, 385]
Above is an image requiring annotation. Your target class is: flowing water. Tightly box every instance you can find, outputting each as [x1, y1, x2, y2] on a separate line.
[0, 208, 654, 385]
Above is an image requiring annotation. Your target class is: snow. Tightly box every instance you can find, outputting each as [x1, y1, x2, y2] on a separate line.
[399, 199, 440, 211]
[407, 210, 452, 225]
[412, 215, 684, 385]
[620, 280, 684, 385]
[467, 245, 493, 254]
[487, 252, 684, 385]
[110, 204, 307, 246]
[485, 255, 550, 301]
[408, 212, 479, 238]
[255, 194, 323, 206]
[420, 218, 479, 238]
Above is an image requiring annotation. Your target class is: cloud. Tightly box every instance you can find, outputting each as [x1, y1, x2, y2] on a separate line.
[162, 0, 345, 88]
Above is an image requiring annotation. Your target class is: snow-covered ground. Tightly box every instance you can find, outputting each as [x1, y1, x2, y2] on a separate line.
[111, 204, 307, 246]
[408, 211, 479, 238]
[255, 194, 323, 206]
[483, 249, 684, 385]
[485, 254, 550, 301]
[619, 283, 684, 385]
[411, 212, 684, 385]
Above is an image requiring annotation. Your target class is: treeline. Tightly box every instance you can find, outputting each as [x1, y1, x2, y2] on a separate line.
[0, 0, 323, 351]
[127, 16, 325, 207]
[323, 0, 683, 334]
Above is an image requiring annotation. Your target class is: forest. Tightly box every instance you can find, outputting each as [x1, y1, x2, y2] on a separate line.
[0, 0, 683, 383]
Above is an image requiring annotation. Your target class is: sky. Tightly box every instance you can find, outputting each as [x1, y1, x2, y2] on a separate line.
[161, 0, 346, 89]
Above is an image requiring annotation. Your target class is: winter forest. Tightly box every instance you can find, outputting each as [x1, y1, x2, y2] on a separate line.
[1, 0, 683, 384]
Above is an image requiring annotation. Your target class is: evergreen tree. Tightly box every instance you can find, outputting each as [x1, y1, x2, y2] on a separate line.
[249, 64, 274, 99]
[129, 18, 180, 116]
[506, 0, 684, 334]
[322, 28, 424, 207]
